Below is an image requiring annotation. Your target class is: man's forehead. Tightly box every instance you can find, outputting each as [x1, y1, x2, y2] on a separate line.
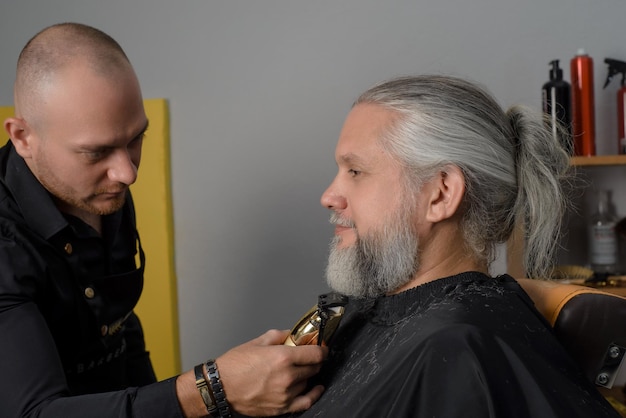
[334, 130, 386, 167]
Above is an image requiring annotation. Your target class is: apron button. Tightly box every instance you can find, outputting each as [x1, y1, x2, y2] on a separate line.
[64, 243, 73, 255]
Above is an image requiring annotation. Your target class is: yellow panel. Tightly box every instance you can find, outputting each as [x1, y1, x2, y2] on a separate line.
[131, 99, 180, 379]
[0, 100, 180, 380]
[0, 106, 13, 121]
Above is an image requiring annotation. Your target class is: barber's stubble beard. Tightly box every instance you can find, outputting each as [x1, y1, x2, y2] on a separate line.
[325, 205, 419, 299]
[37, 166, 126, 216]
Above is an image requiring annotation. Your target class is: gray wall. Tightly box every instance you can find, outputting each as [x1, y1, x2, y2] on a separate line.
[1, 0, 625, 371]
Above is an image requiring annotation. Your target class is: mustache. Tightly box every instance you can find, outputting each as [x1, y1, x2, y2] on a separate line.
[329, 212, 355, 228]
[95, 184, 129, 195]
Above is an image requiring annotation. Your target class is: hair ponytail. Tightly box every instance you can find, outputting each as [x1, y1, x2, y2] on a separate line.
[507, 106, 571, 278]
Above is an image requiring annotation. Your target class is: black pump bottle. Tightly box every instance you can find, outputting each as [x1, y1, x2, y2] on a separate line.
[542, 60, 572, 154]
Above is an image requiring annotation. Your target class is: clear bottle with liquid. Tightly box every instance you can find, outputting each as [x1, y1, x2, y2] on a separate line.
[589, 190, 618, 273]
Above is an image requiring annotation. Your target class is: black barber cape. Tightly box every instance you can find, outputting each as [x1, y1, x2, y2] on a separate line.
[0, 141, 182, 417]
[290, 272, 620, 418]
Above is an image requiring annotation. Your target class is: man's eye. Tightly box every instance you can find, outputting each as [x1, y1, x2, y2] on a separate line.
[84, 149, 109, 161]
[130, 133, 145, 147]
[87, 151, 103, 159]
[348, 169, 361, 177]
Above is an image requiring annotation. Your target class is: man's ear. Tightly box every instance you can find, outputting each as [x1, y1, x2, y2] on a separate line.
[425, 165, 465, 223]
[4, 117, 33, 159]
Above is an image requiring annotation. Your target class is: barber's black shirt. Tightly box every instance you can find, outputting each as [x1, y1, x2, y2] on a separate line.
[0, 141, 182, 417]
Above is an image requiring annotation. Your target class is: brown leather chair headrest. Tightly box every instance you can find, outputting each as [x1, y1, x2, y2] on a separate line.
[517, 278, 626, 387]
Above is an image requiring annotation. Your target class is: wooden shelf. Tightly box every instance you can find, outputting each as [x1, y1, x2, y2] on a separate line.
[571, 155, 626, 166]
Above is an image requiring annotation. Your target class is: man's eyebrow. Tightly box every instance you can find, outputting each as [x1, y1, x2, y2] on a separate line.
[338, 152, 365, 165]
[75, 120, 150, 151]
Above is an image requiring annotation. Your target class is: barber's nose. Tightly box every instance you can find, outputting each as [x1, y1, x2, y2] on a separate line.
[108, 150, 138, 185]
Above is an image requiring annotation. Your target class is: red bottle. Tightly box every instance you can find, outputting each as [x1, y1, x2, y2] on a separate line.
[571, 49, 596, 156]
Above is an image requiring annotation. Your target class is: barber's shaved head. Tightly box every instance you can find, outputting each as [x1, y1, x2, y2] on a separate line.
[14, 22, 132, 126]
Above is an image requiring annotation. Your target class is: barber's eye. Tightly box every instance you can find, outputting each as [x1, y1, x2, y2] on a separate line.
[83, 148, 111, 161]
[87, 151, 104, 160]
[130, 133, 145, 147]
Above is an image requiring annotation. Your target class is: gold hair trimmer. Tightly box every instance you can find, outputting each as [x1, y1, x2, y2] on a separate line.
[284, 293, 349, 347]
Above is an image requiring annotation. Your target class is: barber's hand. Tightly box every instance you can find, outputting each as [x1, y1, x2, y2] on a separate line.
[216, 329, 328, 417]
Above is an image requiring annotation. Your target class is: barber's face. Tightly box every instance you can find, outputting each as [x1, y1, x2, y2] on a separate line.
[321, 104, 420, 298]
[22, 63, 147, 217]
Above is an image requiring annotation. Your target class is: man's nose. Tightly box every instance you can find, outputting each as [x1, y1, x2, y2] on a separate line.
[108, 149, 138, 185]
[320, 178, 346, 210]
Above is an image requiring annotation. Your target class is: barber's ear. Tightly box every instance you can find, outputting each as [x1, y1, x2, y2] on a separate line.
[4, 117, 33, 159]
[425, 165, 465, 223]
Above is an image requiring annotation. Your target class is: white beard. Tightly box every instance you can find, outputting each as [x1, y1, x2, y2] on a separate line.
[325, 207, 419, 298]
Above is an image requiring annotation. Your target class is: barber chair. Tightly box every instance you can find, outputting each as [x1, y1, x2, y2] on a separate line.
[517, 278, 626, 389]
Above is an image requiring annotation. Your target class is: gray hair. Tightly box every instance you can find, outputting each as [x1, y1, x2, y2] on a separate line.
[355, 75, 570, 279]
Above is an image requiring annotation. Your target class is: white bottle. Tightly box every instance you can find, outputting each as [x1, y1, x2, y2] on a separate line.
[589, 189, 618, 273]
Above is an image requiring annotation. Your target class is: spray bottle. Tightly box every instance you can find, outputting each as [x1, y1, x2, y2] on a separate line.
[542, 60, 572, 154]
[603, 58, 626, 154]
